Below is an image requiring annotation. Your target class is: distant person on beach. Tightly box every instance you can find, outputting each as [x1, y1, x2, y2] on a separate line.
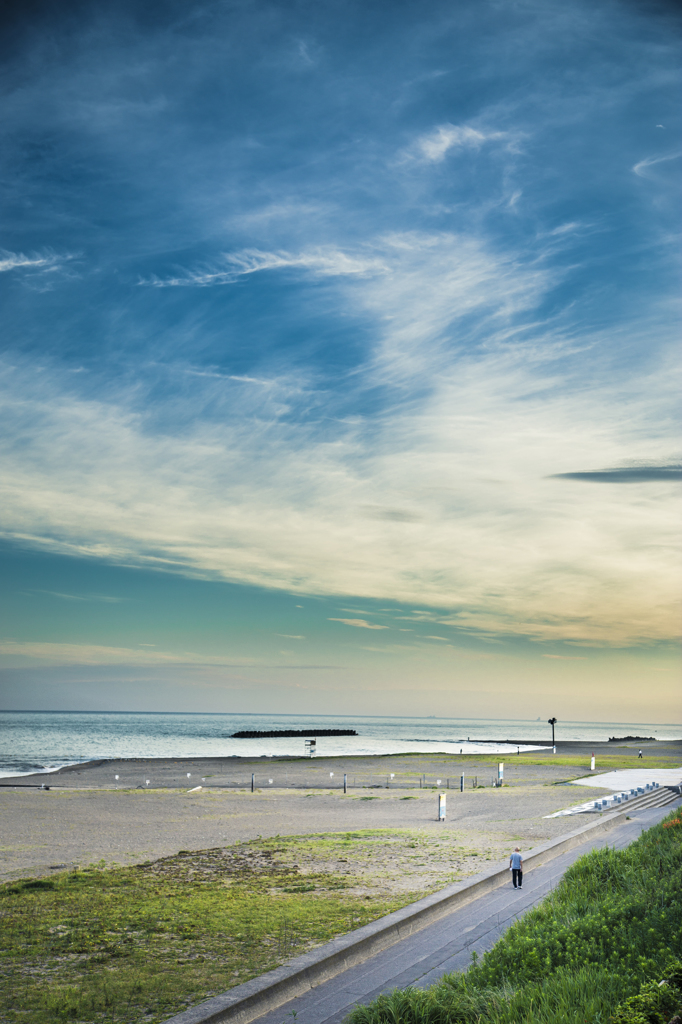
[638, 750, 643, 759]
[510, 847, 523, 889]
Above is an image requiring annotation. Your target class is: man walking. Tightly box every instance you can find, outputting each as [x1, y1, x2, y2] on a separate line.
[510, 847, 523, 889]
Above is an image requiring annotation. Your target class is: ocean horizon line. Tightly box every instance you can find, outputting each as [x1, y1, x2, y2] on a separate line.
[2, 710, 680, 727]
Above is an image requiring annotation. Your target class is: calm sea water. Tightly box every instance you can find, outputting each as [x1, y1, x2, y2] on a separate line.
[0, 711, 679, 778]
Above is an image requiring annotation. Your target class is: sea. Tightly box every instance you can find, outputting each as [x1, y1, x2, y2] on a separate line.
[0, 711, 679, 779]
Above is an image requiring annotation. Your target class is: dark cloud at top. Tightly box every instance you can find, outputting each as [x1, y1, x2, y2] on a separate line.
[552, 466, 682, 483]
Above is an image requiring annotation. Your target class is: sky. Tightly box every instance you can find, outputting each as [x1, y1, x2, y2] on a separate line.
[1, 0, 680, 722]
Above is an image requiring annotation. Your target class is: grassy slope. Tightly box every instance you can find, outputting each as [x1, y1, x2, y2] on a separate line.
[347, 808, 682, 1024]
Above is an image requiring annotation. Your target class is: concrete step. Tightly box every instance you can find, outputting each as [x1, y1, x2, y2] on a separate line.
[626, 789, 677, 811]
[595, 786, 674, 814]
[646, 790, 678, 809]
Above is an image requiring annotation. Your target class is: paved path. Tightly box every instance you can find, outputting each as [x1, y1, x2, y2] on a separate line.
[254, 800, 681, 1024]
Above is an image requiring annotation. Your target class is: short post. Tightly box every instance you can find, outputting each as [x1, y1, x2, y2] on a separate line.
[422, 773, 426, 788]
[343, 773, 347, 794]
[460, 774, 464, 792]
[251, 773, 255, 793]
[438, 792, 446, 821]
[590, 753, 595, 771]
[498, 762, 504, 786]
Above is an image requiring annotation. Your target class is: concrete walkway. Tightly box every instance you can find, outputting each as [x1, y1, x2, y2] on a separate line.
[252, 799, 681, 1024]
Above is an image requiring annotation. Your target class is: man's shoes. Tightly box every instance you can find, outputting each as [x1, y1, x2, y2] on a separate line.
[519, 885, 522, 889]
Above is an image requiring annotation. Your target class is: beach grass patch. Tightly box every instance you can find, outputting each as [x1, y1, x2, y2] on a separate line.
[0, 828, 494, 1024]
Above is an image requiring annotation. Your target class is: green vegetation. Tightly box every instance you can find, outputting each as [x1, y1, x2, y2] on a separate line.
[510, 753, 676, 771]
[347, 809, 682, 1024]
[1, 826, 495, 1024]
[0, 831, 421, 1024]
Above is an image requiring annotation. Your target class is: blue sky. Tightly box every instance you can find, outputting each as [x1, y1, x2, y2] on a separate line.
[1, 0, 680, 720]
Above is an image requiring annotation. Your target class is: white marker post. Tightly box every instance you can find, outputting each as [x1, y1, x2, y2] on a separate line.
[498, 762, 504, 785]
[591, 754, 595, 771]
[438, 793, 446, 821]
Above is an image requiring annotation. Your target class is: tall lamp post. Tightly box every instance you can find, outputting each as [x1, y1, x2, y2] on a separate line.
[548, 717, 557, 751]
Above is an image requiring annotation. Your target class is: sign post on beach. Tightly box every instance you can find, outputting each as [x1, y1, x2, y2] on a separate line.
[498, 763, 504, 784]
[438, 792, 446, 820]
[460, 774, 464, 792]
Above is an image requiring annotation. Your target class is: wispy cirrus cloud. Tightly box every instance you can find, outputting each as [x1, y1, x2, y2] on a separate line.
[0, 249, 76, 275]
[142, 246, 388, 288]
[24, 590, 123, 603]
[0, 641, 237, 665]
[404, 123, 508, 163]
[0, 217, 679, 648]
[632, 151, 682, 178]
[0, 0, 679, 672]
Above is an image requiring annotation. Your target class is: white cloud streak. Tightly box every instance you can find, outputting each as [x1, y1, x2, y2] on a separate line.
[0, 641, 242, 666]
[405, 123, 507, 163]
[328, 619, 389, 630]
[632, 151, 682, 178]
[143, 247, 387, 288]
[0, 249, 75, 274]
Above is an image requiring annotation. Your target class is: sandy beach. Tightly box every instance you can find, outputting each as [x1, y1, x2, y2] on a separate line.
[0, 751, 627, 882]
[4, 740, 678, 883]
